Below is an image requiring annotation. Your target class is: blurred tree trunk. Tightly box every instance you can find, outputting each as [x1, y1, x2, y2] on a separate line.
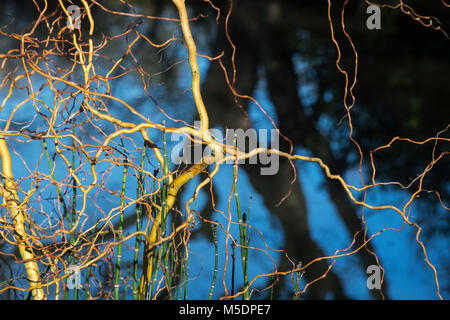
[200, 0, 386, 299]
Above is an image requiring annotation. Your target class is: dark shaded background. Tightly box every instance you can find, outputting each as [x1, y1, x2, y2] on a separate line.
[0, 0, 448, 299]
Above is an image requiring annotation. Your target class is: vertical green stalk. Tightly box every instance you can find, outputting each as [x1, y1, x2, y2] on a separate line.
[133, 145, 146, 299]
[163, 242, 173, 296]
[124, 264, 130, 299]
[175, 240, 188, 301]
[245, 196, 252, 248]
[84, 224, 99, 300]
[149, 127, 170, 299]
[208, 223, 218, 300]
[60, 122, 78, 300]
[70, 122, 78, 300]
[114, 162, 128, 300]
[149, 246, 159, 298]
[293, 262, 304, 300]
[178, 247, 185, 300]
[84, 263, 91, 300]
[157, 127, 171, 297]
[43, 139, 68, 216]
[232, 147, 249, 300]
[148, 172, 161, 299]
[43, 139, 71, 299]
[149, 186, 160, 299]
[183, 243, 189, 300]
[231, 242, 235, 300]
[269, 271, 275, 300]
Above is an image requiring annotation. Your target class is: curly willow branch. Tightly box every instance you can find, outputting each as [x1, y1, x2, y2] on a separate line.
[0, 135, 44, 300]
[0, 0, 446, 300]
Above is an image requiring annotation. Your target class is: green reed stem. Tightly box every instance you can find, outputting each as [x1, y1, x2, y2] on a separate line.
[84, 223, 99, 300]
[114, 162, 128, 300]
[70, 123, 78, 300]
[182, 243, 189, 300]
[158, 127, 171, 296]
[270, 271, 275, 300]
[231, 242, 235, 300]
[133, 145, 147, 299]
[177, 249, 185, 300]
[84, 264, 91, 300]
[149, 127, 170, 299]
[43, 139, 68, 218]
[232, 150, 249, 300]
[294, 262, 304, 300]
[124, 264, 131, 299]
[43, 139, 70, 299]
[246, 196, 252, 247]
[208, 223, 218, 300]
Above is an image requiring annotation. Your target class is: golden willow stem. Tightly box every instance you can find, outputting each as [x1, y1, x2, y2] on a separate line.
[138, 0, 225, 298]
[138, 159, 209, 299]
[171, 0, 222, 158]
[0, 135, 45, 300]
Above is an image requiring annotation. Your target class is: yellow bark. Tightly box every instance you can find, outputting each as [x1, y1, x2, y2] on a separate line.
[0, 135, 44, 300]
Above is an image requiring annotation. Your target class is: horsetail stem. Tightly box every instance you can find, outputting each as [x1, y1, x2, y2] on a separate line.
[114, 161, 128, 300]
[183, 243, 189, 300]
[294, 261, 304, 300]
[208, 223, 218, 300]
[231, 241, 236, 300]
[43, 139, 68, 220]
[232, 135, 249, 300]
[149, 126, 171, 299]
[155, 126, 172, 297]
[84, 264, 91, 300]
[133, 145, 147, 299]
[270, 271, 275, 300]
[71, 122, 78, 300]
